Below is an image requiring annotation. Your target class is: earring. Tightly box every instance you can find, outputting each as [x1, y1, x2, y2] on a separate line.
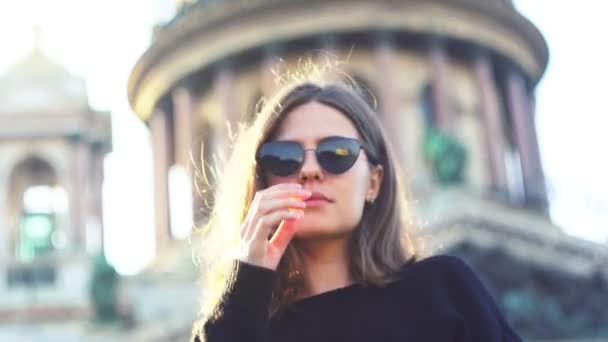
[366, 196, 375, 204]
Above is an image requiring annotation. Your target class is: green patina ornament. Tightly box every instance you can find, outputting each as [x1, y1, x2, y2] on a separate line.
[90, 253, 119, 323]
[422, 127, 467, 185]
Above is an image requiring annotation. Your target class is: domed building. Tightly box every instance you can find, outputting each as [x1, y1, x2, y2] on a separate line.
[128, 0, 608, 339]
[0, 41, 112, 322]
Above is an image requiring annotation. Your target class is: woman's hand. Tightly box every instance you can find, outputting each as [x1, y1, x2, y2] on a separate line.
[237, 183, 311, 270]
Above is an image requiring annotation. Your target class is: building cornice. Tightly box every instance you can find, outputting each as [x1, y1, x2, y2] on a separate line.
[128, 0, 548, 121]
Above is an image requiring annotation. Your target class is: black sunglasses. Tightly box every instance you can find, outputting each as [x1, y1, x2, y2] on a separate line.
[256, 136, 375, 177]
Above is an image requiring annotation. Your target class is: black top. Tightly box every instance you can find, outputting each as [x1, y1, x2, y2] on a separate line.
[193, 255, 522, 342]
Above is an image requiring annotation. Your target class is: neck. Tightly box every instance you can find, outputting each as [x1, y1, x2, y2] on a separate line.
[295, 236, 354, 299]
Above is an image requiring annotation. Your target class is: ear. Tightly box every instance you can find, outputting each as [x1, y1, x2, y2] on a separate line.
[366, 164, 384, 202]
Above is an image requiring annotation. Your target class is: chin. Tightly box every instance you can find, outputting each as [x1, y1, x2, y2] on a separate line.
[293, 222, 353, 241]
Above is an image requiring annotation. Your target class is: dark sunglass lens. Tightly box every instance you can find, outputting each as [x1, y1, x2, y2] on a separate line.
[257, 142, 303, 176]
[316, 138, 361, 174]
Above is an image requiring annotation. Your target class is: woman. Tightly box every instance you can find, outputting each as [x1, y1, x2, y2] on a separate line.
[191, 75, 522, 341]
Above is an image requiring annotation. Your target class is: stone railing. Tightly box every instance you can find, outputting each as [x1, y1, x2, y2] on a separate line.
[0, 256, 91, 323]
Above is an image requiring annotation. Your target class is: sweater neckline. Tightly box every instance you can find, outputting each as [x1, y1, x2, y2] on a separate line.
[291, 282, 362, 306]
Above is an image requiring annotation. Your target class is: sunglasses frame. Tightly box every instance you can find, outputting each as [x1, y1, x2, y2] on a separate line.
[256, 136, 377, 177]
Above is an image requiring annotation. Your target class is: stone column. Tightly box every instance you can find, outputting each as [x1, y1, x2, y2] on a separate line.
[56, 171, 72, 257]
[428, 39, 453, 131]
[69, 139, 89, 250]
[318, 34, 340, 61]
[150, 109, 172, 249]
[190, 121, 205, 224]
[89, 150, 105, 253]
[213, 67, 237, 159]
[505, 68, 548, 210]
[0, 172, 8, 292]
[192, 118, 215, 223]
[261, 57, 276, 99]
[172, 87, 197, 172]
[472, 52, 509, 195]
[172, 86, 200, 230]
[374, 37, 408, 170]
[81, 144, 96, 254]
[0, 171, 8, 261]
[260, 44, 286, 97]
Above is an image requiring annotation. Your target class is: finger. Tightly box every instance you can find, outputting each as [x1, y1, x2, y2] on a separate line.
[263, 180, 309, 194]
[251, 209, 302, 244]
[241, 191, 264, 240]
[240, 212, 254, 240]
[242, 185, 301, 239]
[268, 218, 300, 256]
[258, 197, 307, 215]
[243, 186, 309, 240]
[263, 188, 312, 202]
[268, 182, 304, 190]
[249, 185, 308, 220]
[241, 202, 259, 241]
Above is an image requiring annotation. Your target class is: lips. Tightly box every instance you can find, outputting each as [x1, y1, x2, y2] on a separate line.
[306, 191, 332, 202]
[304, 191, 332, 208]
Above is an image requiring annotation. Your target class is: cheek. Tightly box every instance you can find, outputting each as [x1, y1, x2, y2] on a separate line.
[266, 174, 297, 186]
[338, 195, 365, 227]
[333, 169, 369, 224]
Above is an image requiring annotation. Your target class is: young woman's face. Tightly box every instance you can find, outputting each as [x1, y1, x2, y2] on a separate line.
[265, 101, 383, 241]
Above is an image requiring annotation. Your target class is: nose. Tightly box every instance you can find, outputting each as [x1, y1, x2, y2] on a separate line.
[298, 149, 323, 182]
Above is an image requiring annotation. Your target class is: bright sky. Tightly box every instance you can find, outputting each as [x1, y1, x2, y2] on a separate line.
[0, 0, 165, 274]
[0, 1, 605, 274]
[514, 0, 608, 243]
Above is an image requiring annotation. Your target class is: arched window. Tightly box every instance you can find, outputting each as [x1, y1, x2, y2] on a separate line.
[7, 156, 64, 262]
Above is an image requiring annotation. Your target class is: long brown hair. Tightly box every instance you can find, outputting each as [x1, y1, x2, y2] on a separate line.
[192, 67, 421, 326]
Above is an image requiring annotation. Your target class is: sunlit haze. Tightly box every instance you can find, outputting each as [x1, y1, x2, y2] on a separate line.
[1, 0, 605, 274]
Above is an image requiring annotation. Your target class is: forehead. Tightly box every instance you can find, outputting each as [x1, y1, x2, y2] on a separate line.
[272, 101, 360, 143]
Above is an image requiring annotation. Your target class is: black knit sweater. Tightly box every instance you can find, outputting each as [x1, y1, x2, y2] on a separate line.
[193, 255, 522, 341]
